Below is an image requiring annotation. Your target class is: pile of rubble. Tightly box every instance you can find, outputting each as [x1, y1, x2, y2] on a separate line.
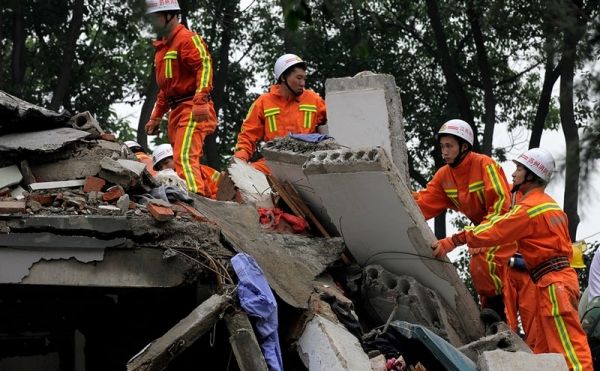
[0, 75, 569, 371]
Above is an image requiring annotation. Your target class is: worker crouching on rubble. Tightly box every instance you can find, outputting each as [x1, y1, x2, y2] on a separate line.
[433, 148, 593, 371]
[152, 143, 220, 198]
[144, 0, 217, 198]
[413, 119, 518, 323]
[124, 140, 157, 177]
[233, 54, 327, 175]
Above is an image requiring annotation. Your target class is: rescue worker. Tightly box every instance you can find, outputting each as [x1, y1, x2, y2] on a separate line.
[152, 143, 220, 198]
[144, 0, 217, 197]
[433, 148, 593, 370]
[233, 54, 327, 175]
[124, 140, 157, 176]
[413, 119, 516, 320]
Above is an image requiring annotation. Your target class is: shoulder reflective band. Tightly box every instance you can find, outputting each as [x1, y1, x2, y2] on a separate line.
[527, 202, 562, 218]
[163, 50, 178, 79]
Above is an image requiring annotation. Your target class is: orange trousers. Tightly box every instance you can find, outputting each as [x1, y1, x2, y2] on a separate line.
[504, 267, 538, 349]
[167, 101, 217, 197]
[532, 270, 592, 371]
[469, 249, 509, 311]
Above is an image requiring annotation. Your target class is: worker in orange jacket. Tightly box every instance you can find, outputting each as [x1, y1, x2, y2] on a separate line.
[124, 140, 157, 177]
[144, 0, 217, 197]
[413, 119, 516, 320]
[233, 54, 327, 175]
[434, 148, 592, 371]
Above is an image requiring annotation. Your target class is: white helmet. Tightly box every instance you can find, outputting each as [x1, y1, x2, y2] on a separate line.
[145, 0, 180, 15]
[274, 54, 306, 81]
[513, 148, 555, 182]
[152, 143, 174, 170]
[437, 119, 474, 146]
[124, 140, 142, 151]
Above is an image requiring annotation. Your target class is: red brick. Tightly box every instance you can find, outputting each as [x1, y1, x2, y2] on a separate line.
[100, 133, 117, 142]
[147, 203, 174, 222]
[0, 201, 26, 214]
[102, 185, 125, 203]
[29, 193, 55, 206]
[0, 187, 10, 197]
[84, 176, 106, 193]
[173, 201, 209, 223]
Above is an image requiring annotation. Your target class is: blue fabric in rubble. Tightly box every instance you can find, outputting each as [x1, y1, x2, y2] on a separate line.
[288, 133, 332, 143]
[231, 253, 283, 371]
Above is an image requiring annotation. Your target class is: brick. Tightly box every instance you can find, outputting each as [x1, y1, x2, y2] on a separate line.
[0, 187, 10, 197]
[84, 176, 106, 193]
[102, 185, 125, 203]
[173, 201, 209, 222]
[147, 203, 174, 222]
[0, 201, 26, 214]
[29, 193, 55, 206]
[99, 133, 117, 142]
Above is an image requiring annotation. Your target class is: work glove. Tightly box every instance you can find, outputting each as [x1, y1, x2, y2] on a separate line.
[432, 231, 466, 258]
[192, 103, 210, 123]
[145, 118, 161, 135]
[411, 191, 420, 201]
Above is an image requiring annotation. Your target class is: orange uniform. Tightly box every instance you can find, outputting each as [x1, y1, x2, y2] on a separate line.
[151, 24, 217, 196]
[199, 164, 220, 199]
[504, 260, 538, 348]
[465, 187, 592, 370]
[414, 151, 515, 311]
[234, 84, 326, 175]
[134, 152, 157, 177]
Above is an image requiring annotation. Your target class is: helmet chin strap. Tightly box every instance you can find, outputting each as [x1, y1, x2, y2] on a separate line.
[449, 147, 469, 168]
[511, 170, 534, 193]
[283, 78, 302, 97]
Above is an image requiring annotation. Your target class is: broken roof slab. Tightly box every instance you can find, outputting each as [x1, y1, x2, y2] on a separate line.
[0, 127, 90, 154]
[0, 90, 70, 135]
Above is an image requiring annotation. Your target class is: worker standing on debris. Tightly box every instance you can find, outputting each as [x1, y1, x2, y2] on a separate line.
[124, 140, 157, 177]
[413, 119, 516, 321]
[433, 148, 593, 371]
[233, 54, 327, 175]
[144, 0, 217, 197]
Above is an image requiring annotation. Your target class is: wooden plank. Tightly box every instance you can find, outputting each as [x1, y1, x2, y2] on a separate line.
[127, 294, 230, 371]
[282, 181, 331, 238]
[267, 175, 305, 218]
[224, 311, 269, 371]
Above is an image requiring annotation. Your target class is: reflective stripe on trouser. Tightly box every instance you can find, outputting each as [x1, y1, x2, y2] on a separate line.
[534, 270, 593, 371]
[167, 102, 216, 197]
[504, 267, 538, 350]
[469, 249, 506, 299]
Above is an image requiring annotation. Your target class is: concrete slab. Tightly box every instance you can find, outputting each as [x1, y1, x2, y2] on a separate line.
[0, 127, 90, 153]
[477, 350, 568, 371]
[459, 329, 531, 363]
[0, 89, 70, 135]
[0, 165, 22, 189]
[29, 179, 85, 191]
[325, 73, 410, 184]
[303, 147, 483, 343]
[297, 314, 371, 371]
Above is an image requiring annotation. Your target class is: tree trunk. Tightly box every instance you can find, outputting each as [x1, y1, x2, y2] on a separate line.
[424, 0, 479, 152]
[204, 0, 237, 169]
[529, 56, 561, 149]
[280, 0, 297, 53]
[10, 0, 26, 96]
[49, 0, 85, 111]
[136, 65, 159, 151]
[466, 0, 495, 156]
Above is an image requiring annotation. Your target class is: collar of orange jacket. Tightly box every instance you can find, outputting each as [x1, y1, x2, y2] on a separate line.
[447, 150, 474, 175]
[153, 23, 185, 48]
[269, 84, 303, 102]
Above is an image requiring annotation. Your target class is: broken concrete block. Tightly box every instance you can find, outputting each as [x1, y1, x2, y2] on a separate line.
[303, 147, 483, 344]
[369, 354, 387, 371]
[459, 329, 531, 363]
[0, 127, 90, 154]
[0, 165, 23, 189]
[147, 203, 175, 222]
[262, 136, 343, 236]
[19, 160, 36, 186]
[98, 205, 120, 211]
[100, 132, 116, 142]
[228, 158, 274, 209]
[0, 201, 26, 214]
[26, 199, 42, 213]
[83, 176, 106, 193]
[116, 194, 130, 214]
[10, 186, 26, 200]
[297, 314, 371, 371]
[362, 265, 469, 346]
[62, 192, 87, 210]
[68, 111, 104, 138]
[325, 72, 410, 184]
[102, 185, 125, 203]
[98, 157, 148, 190]
[477, 350, 567, 371]
[29, 179, 85, 191]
